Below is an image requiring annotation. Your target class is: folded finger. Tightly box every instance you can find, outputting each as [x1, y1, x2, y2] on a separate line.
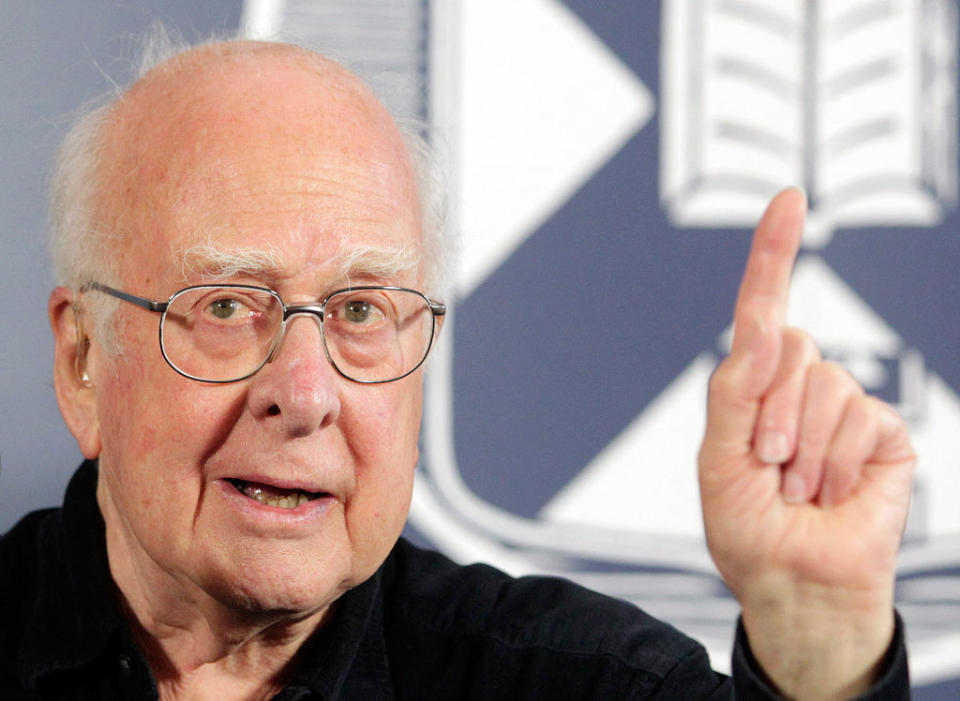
[819, 394, 878, 507]
[783, 361, 862, 503]
[753, 328, 820, 464]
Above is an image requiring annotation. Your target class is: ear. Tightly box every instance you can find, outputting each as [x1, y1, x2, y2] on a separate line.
[433, 306, 447, 338]
[49, 286, 102, 459]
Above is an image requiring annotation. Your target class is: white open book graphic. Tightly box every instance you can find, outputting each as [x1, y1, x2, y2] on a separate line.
[660, 0, 957, 246]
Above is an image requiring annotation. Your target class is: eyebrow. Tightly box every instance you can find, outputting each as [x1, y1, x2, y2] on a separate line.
[334, 242, 421, 283]
[177, 240, 284, 280]
[175, 237, 421, 286]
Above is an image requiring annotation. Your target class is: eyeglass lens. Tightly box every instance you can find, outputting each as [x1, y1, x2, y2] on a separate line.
[159, 286, 436, 383]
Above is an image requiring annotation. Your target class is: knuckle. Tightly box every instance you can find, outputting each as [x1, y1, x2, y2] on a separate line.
[867, 394, 899, 422]
[847, 393, 873, 423]
[782, 327, 820, 363]
[823, 443, 856, 475]
[707, 361, 738, 398]
[809, 360, 862, 395]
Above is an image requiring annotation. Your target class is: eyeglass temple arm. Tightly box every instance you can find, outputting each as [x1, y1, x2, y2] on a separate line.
[83, 282, 168, 313]
[429, 301, 446, 316]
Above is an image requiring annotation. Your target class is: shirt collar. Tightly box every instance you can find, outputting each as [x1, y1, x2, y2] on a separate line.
[287, 569, 394, 699]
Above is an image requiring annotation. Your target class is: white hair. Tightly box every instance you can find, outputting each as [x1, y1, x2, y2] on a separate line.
[176, 236, 421, 287]
[48, 24, 449, 354]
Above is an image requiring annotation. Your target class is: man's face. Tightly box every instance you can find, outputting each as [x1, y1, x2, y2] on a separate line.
[84, 49, 427, 617]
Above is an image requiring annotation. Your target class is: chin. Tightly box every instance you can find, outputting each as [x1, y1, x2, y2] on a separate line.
[216, 578, 344, 622]
[202, 555, 352, 620]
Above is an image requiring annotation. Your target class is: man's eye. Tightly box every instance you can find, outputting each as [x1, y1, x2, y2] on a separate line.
[209, 298, 242, 319]
[339, 297, 389, 325]
[345, 300, 372, 323]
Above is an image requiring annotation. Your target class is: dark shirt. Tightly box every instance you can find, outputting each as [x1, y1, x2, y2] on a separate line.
[1, 461, 909, 699]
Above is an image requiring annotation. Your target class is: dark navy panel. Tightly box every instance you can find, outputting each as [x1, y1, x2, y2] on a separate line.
[827, 222, 960, 385]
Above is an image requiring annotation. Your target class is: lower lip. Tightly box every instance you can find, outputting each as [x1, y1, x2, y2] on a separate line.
[215, 479, 337, 527]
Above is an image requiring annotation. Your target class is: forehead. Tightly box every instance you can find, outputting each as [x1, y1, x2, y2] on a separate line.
[99, 44, 422, 287]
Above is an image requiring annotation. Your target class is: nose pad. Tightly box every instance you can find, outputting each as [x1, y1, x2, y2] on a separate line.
[265, 310, 327, 366]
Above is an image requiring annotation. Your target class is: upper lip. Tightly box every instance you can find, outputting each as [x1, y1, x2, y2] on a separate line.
[220, 474, 339, 500]
[208, 449, 351, 500]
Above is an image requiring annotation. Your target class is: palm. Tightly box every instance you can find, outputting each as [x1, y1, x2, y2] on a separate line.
[702, 449, 912, 596]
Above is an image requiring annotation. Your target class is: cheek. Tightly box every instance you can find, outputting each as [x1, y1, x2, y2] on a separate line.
[97, 355, 157, 457]
[96, 351, 245, 477]
[367, 385, 421, 475]
[95, 364, 243, 547]
[343, 384, 422, 551]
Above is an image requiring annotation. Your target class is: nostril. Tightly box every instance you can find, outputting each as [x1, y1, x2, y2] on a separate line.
[267, 404, 281, 416]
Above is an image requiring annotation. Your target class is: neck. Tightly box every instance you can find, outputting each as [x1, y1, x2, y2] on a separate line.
[124, 604, 322, 701]
[98, 489, 330, 699]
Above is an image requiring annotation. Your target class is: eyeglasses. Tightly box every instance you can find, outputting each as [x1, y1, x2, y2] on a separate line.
[83, 282, 446, 384]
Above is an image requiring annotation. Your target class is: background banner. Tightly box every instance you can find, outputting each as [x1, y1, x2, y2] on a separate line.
[2, 1, 957, 696]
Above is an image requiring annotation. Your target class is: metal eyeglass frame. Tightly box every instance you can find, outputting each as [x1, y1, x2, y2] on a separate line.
[82, 281, 446, 384]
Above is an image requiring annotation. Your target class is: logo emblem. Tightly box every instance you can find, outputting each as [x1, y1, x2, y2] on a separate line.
[249, 0, 960, 684]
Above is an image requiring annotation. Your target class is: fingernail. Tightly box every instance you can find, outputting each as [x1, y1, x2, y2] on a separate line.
[757, 431, 790, 464]
[782, 472, 807, 503]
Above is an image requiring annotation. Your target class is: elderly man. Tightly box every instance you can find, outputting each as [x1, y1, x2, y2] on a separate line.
[1, 37, 914, 700]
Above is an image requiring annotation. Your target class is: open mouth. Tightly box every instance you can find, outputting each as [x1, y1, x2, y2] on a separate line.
[225, 478, 328, 509]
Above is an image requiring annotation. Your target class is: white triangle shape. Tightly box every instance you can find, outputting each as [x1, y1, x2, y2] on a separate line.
[786, 255, 902, 353]
[456, 0, 654, 296]
[539, 353, 713, 537]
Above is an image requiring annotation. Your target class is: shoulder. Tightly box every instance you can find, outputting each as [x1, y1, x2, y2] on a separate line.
[380, 538, 722, 698]
[0, 507, 60, 588]
[0, 508, 61, 669]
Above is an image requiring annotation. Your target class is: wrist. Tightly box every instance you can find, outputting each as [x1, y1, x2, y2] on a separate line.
[739, 577, 895, 699]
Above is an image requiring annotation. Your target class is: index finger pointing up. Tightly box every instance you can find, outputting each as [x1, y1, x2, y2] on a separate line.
[731, 187, 807, 355]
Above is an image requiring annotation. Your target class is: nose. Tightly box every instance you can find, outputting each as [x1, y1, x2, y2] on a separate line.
[246, 314, 341, 437]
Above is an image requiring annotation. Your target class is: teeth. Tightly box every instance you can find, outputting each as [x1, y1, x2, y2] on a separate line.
[240, 484, 311, 509]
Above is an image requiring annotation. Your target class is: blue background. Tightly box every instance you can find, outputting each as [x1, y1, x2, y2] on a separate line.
[0, 2, 956, 696]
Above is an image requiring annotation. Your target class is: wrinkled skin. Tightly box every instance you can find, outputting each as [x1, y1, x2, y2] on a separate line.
[50, 42, 431, 698]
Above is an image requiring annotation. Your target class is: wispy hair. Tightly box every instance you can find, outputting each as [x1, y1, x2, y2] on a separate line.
[48, 22, 449, 355]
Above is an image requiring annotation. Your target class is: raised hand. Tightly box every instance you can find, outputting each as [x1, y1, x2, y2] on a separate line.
[698, 189, 915, 699]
